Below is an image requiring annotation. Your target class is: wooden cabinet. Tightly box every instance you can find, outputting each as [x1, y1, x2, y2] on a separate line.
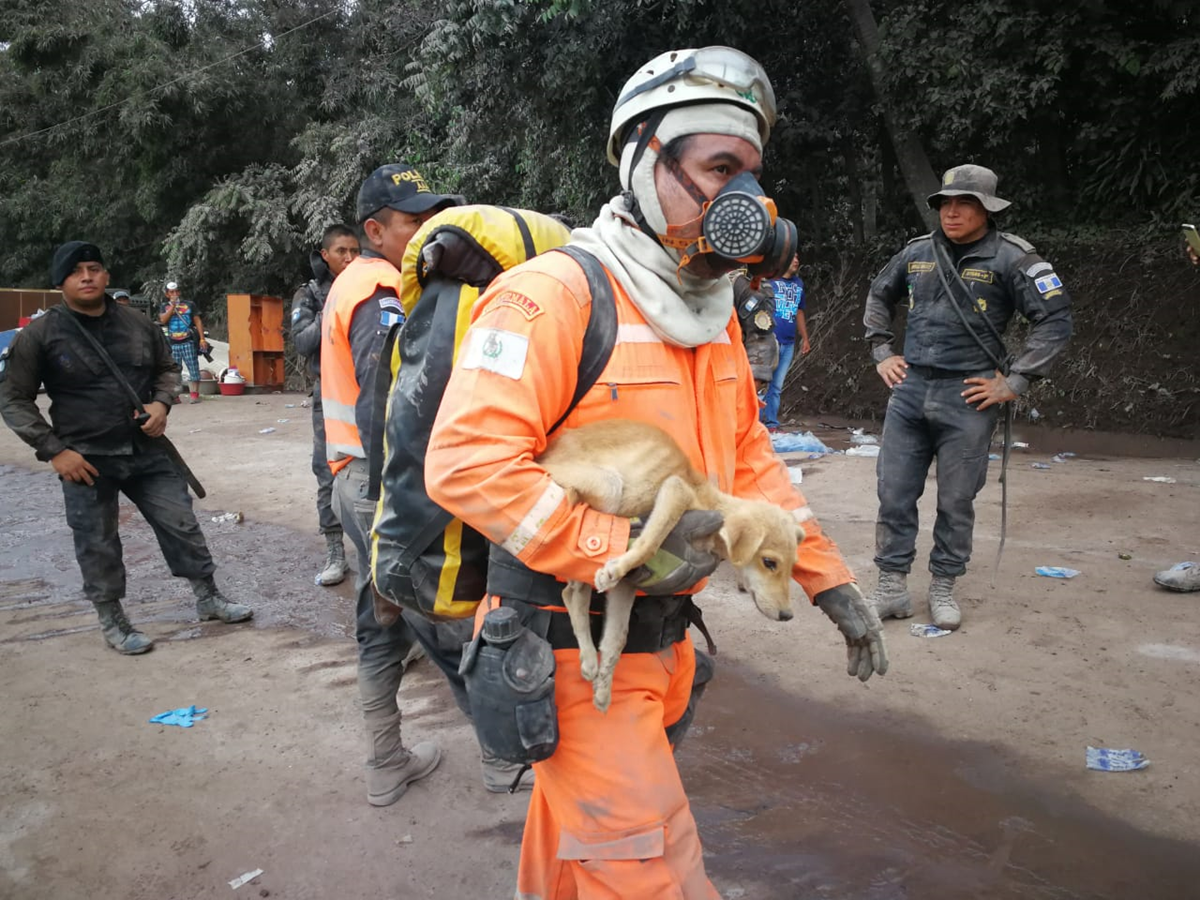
[226, 293, 284, 388]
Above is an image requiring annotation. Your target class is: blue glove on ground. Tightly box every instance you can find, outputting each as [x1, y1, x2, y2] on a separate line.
[149, 705, 208, 728]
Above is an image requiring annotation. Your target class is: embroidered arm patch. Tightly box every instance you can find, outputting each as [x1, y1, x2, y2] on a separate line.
[461, 328, 529, 380]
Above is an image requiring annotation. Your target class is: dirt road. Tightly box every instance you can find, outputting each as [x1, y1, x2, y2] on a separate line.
[2, 393, 1198, 899]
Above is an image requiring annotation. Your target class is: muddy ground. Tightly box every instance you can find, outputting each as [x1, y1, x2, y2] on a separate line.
[2, 393, 1199, 900]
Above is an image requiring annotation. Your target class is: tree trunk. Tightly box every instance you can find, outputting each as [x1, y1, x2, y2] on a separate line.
[844, 0, 939, 232]
[842, 133, 864, 245]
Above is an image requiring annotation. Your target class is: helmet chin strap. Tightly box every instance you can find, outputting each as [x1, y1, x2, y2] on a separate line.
[623, 115, 714, 269]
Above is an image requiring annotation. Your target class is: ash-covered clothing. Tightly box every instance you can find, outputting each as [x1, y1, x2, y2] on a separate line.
[766, 274, 805, 345]
[0, 299, 180, 461]
[62, 451, 215, 602]
[862, 227, 1072, 395]
[291, 251, 333, 379]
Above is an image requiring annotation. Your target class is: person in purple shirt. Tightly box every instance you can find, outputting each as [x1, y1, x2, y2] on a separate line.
[760, 253, 810, 430]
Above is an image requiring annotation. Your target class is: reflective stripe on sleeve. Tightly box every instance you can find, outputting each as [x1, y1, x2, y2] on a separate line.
[501, 481, 566, 557]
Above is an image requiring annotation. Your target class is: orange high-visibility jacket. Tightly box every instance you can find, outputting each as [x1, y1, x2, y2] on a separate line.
[425, 250, 855, 600]
[321, 255, 404, 476]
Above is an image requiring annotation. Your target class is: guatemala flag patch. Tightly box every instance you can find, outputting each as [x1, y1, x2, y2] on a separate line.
[1034, 273, 1063, 294]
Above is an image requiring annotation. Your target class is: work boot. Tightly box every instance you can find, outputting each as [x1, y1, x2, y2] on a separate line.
[364, 711, 441, 807]
[315, 532, 349, 586]
[191, 577, 254, 623]
[928, 575, 962, 631]
[1154, 562, 1200, 593]
[870, 569, 913, 620]
[94, 601, 154, 655]
[480, 751, 535, 793]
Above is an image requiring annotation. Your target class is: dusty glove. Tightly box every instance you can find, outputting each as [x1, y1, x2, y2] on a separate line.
[627, 509, 724, 595]
[815, 583, 888, 682]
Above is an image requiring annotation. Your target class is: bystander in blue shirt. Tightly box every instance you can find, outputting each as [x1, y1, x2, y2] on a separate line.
[761, 255, 810, 429]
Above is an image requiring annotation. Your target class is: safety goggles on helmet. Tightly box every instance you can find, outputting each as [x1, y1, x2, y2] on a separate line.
[616, 47, 777, 123]
[608, 47, 777, 165]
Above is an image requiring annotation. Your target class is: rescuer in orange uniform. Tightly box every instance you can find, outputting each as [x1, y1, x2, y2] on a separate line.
[321, 163, 462, 807]
[424, 48, 889, 898]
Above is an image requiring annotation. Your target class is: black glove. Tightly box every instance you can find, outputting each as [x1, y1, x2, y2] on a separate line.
[815, 583, 889, 682]
[627, 509, 724, 595]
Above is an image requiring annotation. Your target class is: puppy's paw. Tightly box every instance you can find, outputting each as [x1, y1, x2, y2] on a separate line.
[594, 561, 624, 593]
[580, 650, 600, 682]
[592, 677, 612, 713]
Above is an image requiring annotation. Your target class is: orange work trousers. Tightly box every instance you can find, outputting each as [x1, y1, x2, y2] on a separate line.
[476, 597, 720, 900]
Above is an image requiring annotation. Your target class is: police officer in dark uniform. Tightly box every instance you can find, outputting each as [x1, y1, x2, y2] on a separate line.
[0, 241, 253, 655]
[290, 223, 360, 586]
[863, 165, 1073, 630]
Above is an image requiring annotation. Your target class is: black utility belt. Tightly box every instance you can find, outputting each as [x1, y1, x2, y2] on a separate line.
[505, 595, 694, 655]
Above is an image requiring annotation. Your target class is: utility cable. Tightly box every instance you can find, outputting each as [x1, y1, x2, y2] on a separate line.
[0, 8, 338, 148]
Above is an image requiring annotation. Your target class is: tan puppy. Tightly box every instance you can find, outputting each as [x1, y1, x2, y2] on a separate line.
[537, 418, 804, 712]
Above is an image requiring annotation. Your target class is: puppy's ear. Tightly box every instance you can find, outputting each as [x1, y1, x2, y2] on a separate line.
[720, 513, 767, 568]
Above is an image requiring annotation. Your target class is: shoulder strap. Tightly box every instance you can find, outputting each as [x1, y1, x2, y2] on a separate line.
[549, 245, 617, 435]
[52, 306, 147, 413]
[366, 319, 404, 503]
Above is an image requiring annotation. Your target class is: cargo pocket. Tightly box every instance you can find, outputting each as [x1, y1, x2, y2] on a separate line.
[557, 823, 666, 863]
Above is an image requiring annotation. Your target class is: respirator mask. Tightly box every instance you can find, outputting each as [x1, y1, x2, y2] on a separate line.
[656, 170, 798, 280]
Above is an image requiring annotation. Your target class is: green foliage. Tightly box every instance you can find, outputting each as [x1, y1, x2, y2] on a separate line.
[0, 0, 1195, 311]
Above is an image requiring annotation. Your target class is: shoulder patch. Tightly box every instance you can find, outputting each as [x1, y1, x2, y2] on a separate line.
[492, 290, 544, 322]
[378, 296, 403, 313]
[906, 232, 934, 246]
[1025, 261, 1054, 278]
[1034, 273, 1064, 295]
[461, 328, 529, 381]
[908, 261, 936, 274]
[1000, 232, 1036, 253]
[291, 307, 304, 323]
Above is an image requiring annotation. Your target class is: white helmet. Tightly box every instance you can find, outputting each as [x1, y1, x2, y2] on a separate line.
[607, 46, 777, 166]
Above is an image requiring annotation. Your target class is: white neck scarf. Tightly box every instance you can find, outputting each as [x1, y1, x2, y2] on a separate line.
[570, 197, 734, 348]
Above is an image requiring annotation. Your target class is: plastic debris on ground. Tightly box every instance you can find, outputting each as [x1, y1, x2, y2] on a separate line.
[848, 428, 879, 445]
[1143, 476, 1177, 484]
[910, 623, 952, 638]
[188, 428, 203, 434]
[1031, 462, 1052, 470]
[276, 418, 290, 423]
[845, 445, 881, 458]
[770, 431, 831, 454]
[1012, 441, 1030, 449]
[300, 399, 311, 408]
[211, 511, 243, 524]
[1118, 552, 1133, 560]
[149, 705, 208, 728]
[1052, 453, 1070, 463]
[1059, 451, 1077, 458]
[788, 465, 803, 486]
[988, 453, 1002, 460]
[229, 869, 264, 890]
[284, 403, 296, 408]
[1036, 566, 1081, 579]
[1086, 747, 1149, 772]
[258, 427, 276, 434]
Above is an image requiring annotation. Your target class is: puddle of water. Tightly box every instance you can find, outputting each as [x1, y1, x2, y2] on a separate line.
[682, 666, 1200, 899]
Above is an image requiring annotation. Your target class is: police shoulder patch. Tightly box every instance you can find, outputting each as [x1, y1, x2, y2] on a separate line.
[1034, 273, 1064, 295]
[492, 290, 544, 322]
[1000, 232, 1036, 253]
[1024, 260, 1054, 278]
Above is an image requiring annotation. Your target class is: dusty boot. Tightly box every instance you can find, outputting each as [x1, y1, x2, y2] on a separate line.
[94, 601, 154, 655]
[364, 711, 441, 807]
[1154, 562, 1200, 593]
[480, 750, 535, 793]
[315, 532, 349, 586]
[928, 575, 962, 631]
[191, 577, 253, 623]
[870, 569, 913, 620]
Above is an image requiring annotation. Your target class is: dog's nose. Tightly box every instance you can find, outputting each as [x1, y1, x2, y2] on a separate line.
[778, 608, 794, 622]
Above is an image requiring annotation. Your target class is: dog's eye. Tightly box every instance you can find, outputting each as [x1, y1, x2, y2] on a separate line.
[763, 558, 778, 572]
